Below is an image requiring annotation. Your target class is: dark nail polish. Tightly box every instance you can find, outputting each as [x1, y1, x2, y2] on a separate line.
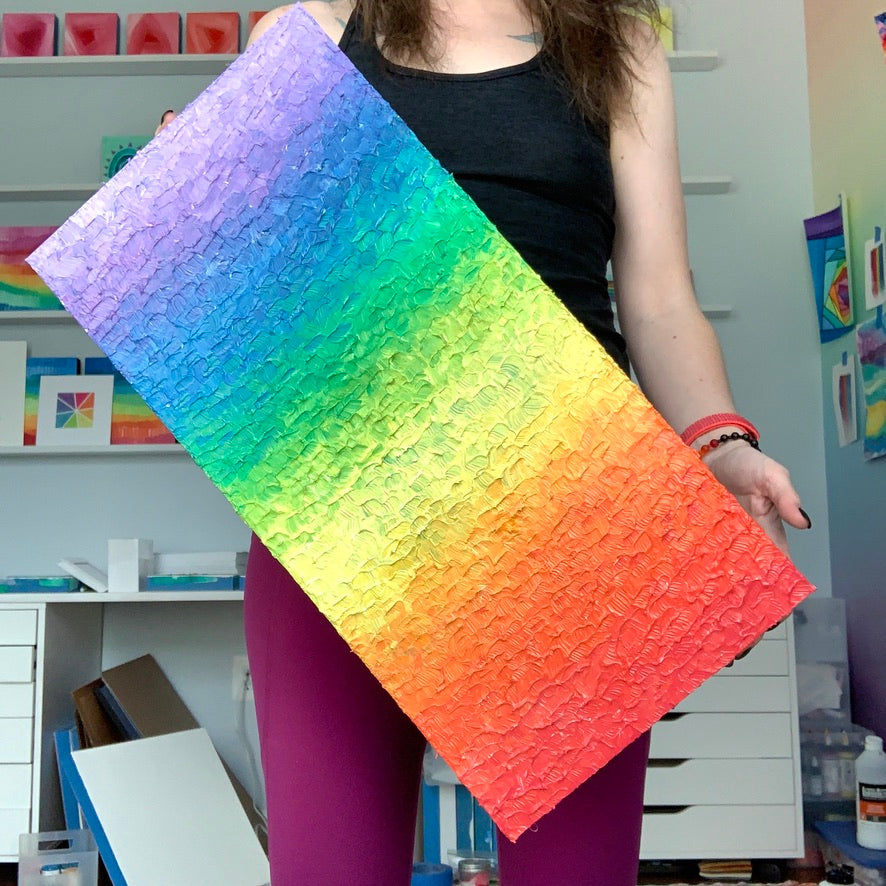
[799, 507, 812, 529]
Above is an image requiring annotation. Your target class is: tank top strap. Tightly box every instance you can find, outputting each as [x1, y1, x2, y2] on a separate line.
[338, 7, 364, 51]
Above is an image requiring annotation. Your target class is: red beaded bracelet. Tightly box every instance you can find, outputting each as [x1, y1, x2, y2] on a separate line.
[697, 431, 760, 458]
[679, 412, 760, 447]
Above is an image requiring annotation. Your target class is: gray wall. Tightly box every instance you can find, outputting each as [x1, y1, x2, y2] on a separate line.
[805, 0, 886, 739]
[669, 0, 830, 594]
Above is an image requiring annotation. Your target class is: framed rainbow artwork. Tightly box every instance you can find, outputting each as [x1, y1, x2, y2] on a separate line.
[29, 6, 814, 839]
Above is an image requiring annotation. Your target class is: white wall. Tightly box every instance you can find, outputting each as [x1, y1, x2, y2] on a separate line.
[0, 3, 257, 808]
[670, 0, 831, 594]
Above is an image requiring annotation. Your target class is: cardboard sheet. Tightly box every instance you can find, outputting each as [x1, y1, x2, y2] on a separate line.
[30, 6, 814, 838]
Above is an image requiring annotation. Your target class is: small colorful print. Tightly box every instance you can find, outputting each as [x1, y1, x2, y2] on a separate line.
[876, 12, 886, 56]
[55, 391, 96, 429]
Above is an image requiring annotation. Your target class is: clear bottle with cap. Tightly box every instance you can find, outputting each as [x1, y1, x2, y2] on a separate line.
[457, 858, 492, 886]
[856, 733, 886, 850]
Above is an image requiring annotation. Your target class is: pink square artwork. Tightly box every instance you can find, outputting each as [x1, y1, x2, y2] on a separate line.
[126, 13, 180, 55]
[247, 10, 269, 34]
[64, 13, 119, 56]
[1, 13, 56, 57]
[185, 12, 239, 54]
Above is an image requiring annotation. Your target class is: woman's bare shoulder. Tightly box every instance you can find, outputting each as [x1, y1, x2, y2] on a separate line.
[248, 2, 353, 46]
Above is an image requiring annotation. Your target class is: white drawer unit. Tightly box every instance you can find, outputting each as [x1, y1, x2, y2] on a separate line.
[0, 808, 30, 858]
[0, 646, 35, 683]
[0, 718, 33, 764]
[641, 625, 804, 860]
[0, 603, 103, 861]
[0, 764, 32, 808]
[0, 610, 37, 645]
[641, 804, 801, 859]
[0, 682, 35, 718]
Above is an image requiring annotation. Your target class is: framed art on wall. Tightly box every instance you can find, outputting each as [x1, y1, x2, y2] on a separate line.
[36, 374, 113, 447]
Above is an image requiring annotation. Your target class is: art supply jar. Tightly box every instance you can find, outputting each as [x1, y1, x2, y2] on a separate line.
[457, 858, 492, 886]
[819, 863, 855, 884]
[856, 733, 886, 850]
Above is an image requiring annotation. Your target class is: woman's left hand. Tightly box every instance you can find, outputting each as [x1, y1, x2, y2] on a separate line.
[700, 442, 811, 556]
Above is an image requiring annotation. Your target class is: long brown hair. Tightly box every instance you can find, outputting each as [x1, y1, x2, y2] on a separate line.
[354, 0, 662, 126]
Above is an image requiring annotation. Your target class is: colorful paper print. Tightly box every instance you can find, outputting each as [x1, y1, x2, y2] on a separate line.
[876, 12, 886, 57]
[63, 13, 119, 56]
[856, 311, 886, 460]
[0, 227, 63, 312]
[865, 226, 885, 311]
[28, 6, 814, 839]
[185, 12, 240, 54]
[805, 197, 855, 342]
[832, 353, 858, 447]
[35, 375, 112, 447]
[0, 13, 56, 57]
[85, 357, 174, 444]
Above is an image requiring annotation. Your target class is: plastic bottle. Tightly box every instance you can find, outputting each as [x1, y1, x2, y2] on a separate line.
[856, 734, 886, 850]
[838, 730, 856, 800]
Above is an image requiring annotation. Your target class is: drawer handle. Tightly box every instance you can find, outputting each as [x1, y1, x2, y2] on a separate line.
[643, 805, 690, 815]
[647, 759, 689, 769]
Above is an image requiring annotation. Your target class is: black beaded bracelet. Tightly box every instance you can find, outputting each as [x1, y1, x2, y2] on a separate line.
[697, 431, 760, 458]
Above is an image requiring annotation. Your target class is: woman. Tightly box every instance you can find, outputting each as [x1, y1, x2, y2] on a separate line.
[215, 1, 812, 883]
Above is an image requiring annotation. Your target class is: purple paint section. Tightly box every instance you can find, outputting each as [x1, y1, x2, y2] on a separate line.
[804, 205, 844, 240]
[30, 5, 339, 345]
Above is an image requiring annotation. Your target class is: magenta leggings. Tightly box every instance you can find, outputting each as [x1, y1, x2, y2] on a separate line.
[245, 536, 650, 885]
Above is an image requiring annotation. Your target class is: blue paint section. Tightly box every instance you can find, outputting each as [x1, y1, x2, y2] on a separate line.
[455, 783, 473, 851]
[421, 782, 441, 863]
[56, 740, 126, 885]
[472, 797, 495, 854]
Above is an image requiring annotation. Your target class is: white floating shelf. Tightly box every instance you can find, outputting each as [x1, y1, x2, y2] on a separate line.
[2, 51, 716, 76]
[0, 590, 243, 603]
[0, 53, 236, 77]
[612, 304, 733, 320]
[0, 184, 100, 201]
[700, 305, 733, 318]
[0, 310, 76, 322]
[668, 50, 719, 72]
[1, 444, 186, 457]
[682, 176, 733, 195]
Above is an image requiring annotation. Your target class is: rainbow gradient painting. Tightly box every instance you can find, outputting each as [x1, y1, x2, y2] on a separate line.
[0, 227, 63, 311]
[29, 6, 814, 838]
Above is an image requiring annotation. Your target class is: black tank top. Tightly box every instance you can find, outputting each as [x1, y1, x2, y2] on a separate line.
[339, 13, 627, 370]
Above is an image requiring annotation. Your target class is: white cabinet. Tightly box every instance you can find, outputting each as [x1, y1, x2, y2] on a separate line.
[0, 603, 102, 859]
[640, 620, 804, 860]
[0, 596, 248, 862]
